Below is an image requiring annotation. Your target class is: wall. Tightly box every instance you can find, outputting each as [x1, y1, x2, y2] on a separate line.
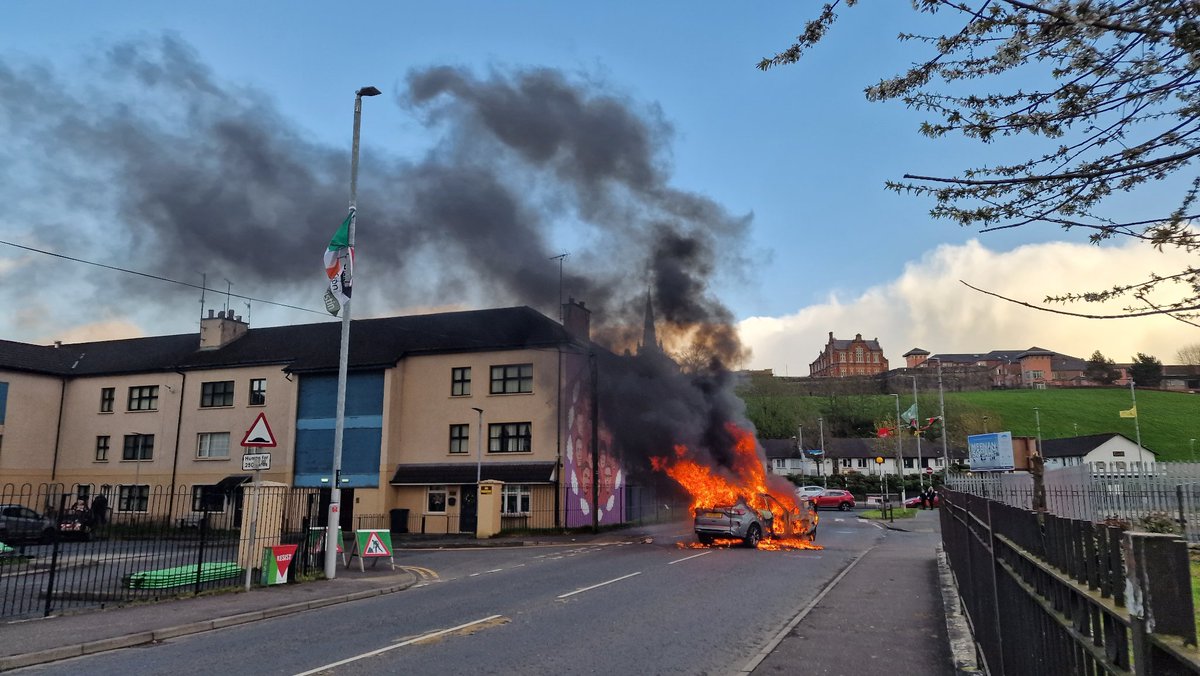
[0, 370, 64, 486]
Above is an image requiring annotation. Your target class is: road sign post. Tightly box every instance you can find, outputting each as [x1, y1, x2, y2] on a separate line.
[239, 413, 277, 591]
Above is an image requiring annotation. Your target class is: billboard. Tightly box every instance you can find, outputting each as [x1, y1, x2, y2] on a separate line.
[967, 432, 1015, 472]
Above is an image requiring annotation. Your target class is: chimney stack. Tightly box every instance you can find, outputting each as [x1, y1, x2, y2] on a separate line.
[562, 297, 591, 341]
[200, 308, 249, 350]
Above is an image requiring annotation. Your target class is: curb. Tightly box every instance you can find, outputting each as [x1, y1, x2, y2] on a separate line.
[0, 573, 418, 672]
[936, 545, 983, 674]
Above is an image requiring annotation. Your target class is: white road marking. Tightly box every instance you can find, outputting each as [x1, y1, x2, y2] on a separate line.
[667, 551, 712, 565]
[293, 615, 504, 675]
[556, 572, 642, 599]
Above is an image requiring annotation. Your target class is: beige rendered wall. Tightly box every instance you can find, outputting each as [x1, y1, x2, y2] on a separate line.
[50, 366, 296, 493]
[0, 369, 65, 486]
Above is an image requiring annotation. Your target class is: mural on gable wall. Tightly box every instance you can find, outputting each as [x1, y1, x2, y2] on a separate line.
[563, 367, 625, 528]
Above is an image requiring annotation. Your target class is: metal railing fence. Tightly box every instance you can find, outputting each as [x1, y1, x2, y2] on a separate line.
[0, 483, 323, 621]
[941, 489, 1200, 675]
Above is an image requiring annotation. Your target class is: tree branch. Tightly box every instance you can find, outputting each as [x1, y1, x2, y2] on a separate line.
[959, 279, 1200, 318]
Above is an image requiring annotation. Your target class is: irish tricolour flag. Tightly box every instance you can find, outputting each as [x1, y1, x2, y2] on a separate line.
[323, 210, 354, 315]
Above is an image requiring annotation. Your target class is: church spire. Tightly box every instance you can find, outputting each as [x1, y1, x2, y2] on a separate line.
[640, 287, 659, 355]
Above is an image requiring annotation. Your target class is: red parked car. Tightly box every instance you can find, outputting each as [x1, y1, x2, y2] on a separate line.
[811, 489, 856, 511]
[904, 492, 940, 509]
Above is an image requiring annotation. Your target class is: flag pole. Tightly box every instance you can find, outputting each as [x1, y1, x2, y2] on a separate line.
[326, 85, 380, 580]
[1130, 378, 1144, 468]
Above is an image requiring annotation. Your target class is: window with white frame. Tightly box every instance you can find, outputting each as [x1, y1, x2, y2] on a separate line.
[856, 458, 867, 468]
[501, 484, 531, 515]
[426, 485, 448, 513]
[841, 458, 852, 467]
[197, 432, 231, 459]
[490, 364, 532, 394]
[127, 385, 159, 411]
[904, 458, 914, 469]
[449, 424, 469, 454]
[118, 484, 149, 512]
[95, 435, 110, 462]
[489, 422, 532, 453]
[1095, 461, 1107, 471]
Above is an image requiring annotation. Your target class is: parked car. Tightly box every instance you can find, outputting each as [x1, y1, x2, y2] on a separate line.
[903, 492, 941, 509]
[811, 489, 856, 511]
[0, 504, 57, 543]
[795, 485, 825, 500]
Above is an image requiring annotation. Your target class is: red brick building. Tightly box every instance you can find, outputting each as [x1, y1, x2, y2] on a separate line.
[809, 332, 889, 377]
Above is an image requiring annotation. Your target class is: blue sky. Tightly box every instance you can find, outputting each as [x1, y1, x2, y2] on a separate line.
[2, 2, 1194, 370]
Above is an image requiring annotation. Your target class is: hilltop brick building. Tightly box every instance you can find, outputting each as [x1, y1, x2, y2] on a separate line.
[809, 332, 888, 378]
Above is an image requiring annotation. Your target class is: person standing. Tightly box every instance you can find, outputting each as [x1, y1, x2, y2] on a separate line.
[91, 492, 108, 525]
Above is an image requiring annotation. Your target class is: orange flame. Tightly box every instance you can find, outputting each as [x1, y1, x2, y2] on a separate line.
[653, 422, 822, 550]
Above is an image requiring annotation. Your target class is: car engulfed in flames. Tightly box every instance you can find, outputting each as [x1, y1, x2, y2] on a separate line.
[651, 422, 822, 551]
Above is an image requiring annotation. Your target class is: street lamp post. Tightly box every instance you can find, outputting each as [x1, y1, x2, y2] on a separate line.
[935, 358, 949, 478]
[983, 416, 989, 433]
[472, 407, 484, 485]
[1191, 438, 1196, 463]
[891, 393, 906, 502]
[1033, 407, 1043, 460]
[326, 85, 381, 581]
[818, 417, 826, 487]
[911, 375, 923, 490]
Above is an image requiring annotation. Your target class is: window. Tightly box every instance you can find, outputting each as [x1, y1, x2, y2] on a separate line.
[201, 381, 235, 408]
[249, 378, 266, 406]
[935, 458, 944, 467]
[197, 432, 231, 459]
[841, 458, 852, 468]
[855, 347, 863, 363]
[122, 434, 154, 461]
[118, 485, 149, 513]
[451, 367, 471, 396]
[95, 436, 110, 462]
[856, 458, 867, 468]
[501, 484, 531, 515]
[490, 364, 533, 394]
[192, 485, 225, 512]
[449, 424, 470, 454]
[100, 387, 115, 413]
[127, 385, 159, 411]
[426, 485, 447, 513]
[1095, 461, 1107, 471]
[1114, 461, 1127, 471]
[904, 458, 914, 469]
[489, 422, 532, 453]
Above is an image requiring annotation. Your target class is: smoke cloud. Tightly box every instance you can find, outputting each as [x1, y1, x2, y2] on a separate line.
[1, 35, 765, 483]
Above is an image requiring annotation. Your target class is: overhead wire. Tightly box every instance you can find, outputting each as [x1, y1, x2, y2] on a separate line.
[0, 238, 327, 316]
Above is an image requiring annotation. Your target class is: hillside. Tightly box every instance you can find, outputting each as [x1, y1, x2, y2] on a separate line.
[739, 387, 1200, 461]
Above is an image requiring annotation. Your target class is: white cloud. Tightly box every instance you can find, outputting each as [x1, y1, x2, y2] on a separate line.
[738, 239, 1199, 373]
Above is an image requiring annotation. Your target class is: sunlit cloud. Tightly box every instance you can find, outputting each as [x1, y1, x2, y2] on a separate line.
[738, 239, 1199, 374]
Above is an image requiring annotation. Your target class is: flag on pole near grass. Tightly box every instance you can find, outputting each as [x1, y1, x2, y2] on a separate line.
[324, 211, 354, 315]
[900, 403, 918, 427]
[1119, 406, 1137, 418]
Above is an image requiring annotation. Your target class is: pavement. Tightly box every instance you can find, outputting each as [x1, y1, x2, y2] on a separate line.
[0, 509, 978, 674]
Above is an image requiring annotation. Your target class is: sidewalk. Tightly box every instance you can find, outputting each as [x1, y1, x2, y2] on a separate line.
[749, 508, 962, 675]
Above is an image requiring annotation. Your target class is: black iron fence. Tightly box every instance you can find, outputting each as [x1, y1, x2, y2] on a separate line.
[941, 488, 1200, 674]
[0, 483, 324, 621]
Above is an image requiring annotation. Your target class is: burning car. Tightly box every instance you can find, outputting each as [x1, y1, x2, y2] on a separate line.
[694, 493, 817, 548]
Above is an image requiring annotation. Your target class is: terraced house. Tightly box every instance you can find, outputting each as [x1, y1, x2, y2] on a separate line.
[0, 301, 622, 535]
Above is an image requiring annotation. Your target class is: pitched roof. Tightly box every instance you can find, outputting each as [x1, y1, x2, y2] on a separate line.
[0, 306, 577, 377]
[1039, 433, 1151, 458]
[902, 348, 930, 357]
[761, 439, 800, 459]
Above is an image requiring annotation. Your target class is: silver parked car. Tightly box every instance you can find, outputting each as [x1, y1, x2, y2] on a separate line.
[0, 504, 56, 543]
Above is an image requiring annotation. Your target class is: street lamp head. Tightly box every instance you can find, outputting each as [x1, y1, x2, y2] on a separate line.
[357, 86, 382, 97]
[471, 407, 483, 413]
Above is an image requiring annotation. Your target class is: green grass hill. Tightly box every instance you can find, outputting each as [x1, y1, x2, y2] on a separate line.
[740, 387, 1200, 461]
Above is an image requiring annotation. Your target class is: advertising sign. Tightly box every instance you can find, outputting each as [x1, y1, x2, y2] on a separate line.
[967, 432, 1015, 472]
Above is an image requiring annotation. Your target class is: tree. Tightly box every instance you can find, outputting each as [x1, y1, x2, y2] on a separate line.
[1178, 343, 1200, 365]
[1085, 350, 1120, 384]
[1128, 352, 1164, 387]
[760, 2, 1200, 322]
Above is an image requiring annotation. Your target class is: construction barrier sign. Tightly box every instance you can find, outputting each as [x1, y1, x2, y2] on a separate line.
[261, 544, 297, 585]
[350, 529, 395, 571]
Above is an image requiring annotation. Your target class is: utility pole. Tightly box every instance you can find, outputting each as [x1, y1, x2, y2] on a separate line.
[550, 252, 569, 321]
[936, 358, 949, 478]
[1129, 379, 1145, 467]
[912, 375, 923, 490]
[891, 393, 906, 502]
[818, 417, 826, 487]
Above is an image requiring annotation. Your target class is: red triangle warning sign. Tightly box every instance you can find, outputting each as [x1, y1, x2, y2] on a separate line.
[241, 412, 277, 448]
[363, 532, 391, 557]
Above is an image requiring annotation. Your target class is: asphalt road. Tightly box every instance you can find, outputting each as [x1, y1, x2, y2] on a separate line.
[15, 515, 885, 675]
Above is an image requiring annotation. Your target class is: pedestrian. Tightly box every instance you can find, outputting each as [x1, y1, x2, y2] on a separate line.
[91, 492, 108, 525]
